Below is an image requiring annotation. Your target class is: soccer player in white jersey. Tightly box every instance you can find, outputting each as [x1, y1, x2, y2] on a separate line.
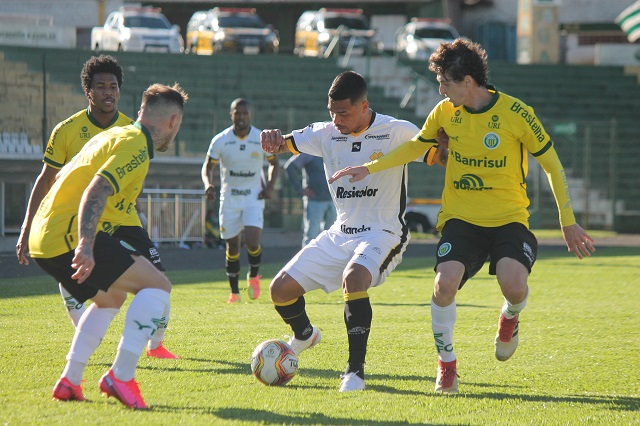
[202, 98, 279, 303]
[260, 71, 433, 392]
[330, 39, 596, 394]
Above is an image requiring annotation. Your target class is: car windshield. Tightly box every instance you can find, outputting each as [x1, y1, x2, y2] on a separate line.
[324, 17, 369, 30]
[124, 16, 171, 29]
[218, 15, 265, 28]
[415, 28, 456, 39]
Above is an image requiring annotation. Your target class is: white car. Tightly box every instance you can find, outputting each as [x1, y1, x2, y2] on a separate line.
[91, 6, 184, 53]
[395, 18, 459, 61]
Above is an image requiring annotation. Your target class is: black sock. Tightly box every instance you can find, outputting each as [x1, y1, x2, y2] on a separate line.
[344, 297, 372, 378]
[226, 253, 240, 293]
[345, 362, 365, 380]
[247, 245, 262, 277]
[274, 296, 313, 340]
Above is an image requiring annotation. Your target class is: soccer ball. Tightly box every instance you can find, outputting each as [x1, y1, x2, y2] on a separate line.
[251, 339, 298, 386]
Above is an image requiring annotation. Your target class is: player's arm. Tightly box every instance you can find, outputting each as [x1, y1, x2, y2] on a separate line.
[534, 146, 595, 259]
[16, 164, 59, 265]
[329, 137, 429, 184]
[201, 156, 219, 201]
[71, 175, 114, 283]
[260, 155, 280, 200]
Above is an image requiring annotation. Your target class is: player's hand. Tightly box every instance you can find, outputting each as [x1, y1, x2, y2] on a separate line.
[303, 187, 315, 198]
[71, 239, 95, 284]
[260, 129, 285, 154]
[16, 229, 30, 265]
[328, 166, 370, 184]
[436, 127, 449, 149]
[258, 186, 273, 200]
[204, 184, 217, 201]
[562, 223, 595, 259]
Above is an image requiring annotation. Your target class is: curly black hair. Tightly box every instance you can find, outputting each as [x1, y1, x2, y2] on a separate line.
[428, 38, 489, 87]
[80, 55, 123, 93]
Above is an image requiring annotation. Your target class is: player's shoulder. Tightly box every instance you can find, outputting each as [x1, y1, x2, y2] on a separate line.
[373, 112, 420, 133]
[211, 126, 234, 142]
[114, 111, 134, 126]
[52, 109, 88, 132]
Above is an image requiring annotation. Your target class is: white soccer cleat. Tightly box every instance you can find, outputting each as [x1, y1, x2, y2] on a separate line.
[339, 372, 365, 392]
[287, 326, 321, 356]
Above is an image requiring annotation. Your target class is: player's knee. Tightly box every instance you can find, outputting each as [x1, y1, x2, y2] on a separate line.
[270, 272, 303, 303]
[434, 273, 459, 301]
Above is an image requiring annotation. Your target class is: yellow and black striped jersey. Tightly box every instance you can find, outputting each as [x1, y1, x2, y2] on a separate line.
[29, 122, 153, 258]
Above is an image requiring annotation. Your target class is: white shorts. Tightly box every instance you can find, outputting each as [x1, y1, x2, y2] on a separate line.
[219, 200, 265, 239]
[284, 228, 409, 294]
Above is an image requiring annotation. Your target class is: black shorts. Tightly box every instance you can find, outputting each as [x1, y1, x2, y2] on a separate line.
[113, 226, 164, 271]
[34, 231, 140, 303]
[434, 219, 538, 289]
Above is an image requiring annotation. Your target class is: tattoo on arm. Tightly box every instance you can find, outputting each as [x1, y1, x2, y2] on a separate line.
[440, 148, 449, 166]
[78, 177, 114, 244]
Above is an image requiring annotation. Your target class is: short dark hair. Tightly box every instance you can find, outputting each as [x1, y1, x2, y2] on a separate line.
[429, 39, 489, 87]
[81, 55, 123, 93]
[328, 71, 367, 104]
[141, 83, 189, 111]
[230, 98, 252, 111]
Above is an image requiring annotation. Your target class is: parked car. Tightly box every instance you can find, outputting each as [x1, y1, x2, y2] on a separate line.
[91, 6, 184, 53]
[186, 7, 279, 55]
[185, 10, 208, 54]
[294, 8, 377, 58]
[395, 18, 460, 61]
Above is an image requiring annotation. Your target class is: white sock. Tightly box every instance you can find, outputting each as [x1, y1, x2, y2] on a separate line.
[63, 305, 119, 384]
[502, 290, 529, 319]
[59, 283, 87, 327]
[147, 300, 171, 350]
[431, 299, 456, 363]
[112, 288, 170, 381]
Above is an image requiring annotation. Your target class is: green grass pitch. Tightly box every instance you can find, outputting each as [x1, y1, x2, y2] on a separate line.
[0, 243, 638, 424]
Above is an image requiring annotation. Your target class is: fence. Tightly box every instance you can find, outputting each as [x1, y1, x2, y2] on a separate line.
[137, 189, 206, 246]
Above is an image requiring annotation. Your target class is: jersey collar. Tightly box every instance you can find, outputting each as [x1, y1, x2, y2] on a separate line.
[85, 107, 121, 129]
[351, 110, 376, 137]
[134, 121, 155, 160]
[463, 85, 499, 114]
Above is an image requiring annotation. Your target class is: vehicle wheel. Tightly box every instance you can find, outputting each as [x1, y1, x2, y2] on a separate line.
[93, 44, 100, 51]
[117, 44, 123, 52]
[405, 212, 433, 233]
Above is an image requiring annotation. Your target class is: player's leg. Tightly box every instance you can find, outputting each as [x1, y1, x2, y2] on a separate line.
[219, 204, 243, 303]
[340, 262, 372, 392]
[114, 226, 178, 358]
[99, 253, 171, 409]
[490, 223, 537, 361]
[431, 219, 489, 393]
[59, 282, 86, 327]
[244, 225, 263, 299]
[338, 232, 408, 392]
[242, 203, 265, 299]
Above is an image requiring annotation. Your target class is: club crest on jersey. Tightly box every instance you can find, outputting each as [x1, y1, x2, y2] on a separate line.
[369, 150, 383, 161]
[437, 242, 452, 257]
[352, 142, 361, 152]
[240, 144, 246, 151]
[483, 132, 500, 149]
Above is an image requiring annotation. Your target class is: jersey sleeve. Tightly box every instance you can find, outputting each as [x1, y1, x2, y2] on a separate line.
[206, 133, 222, 161]
[290, 123, 324, 157]
[43, 121, 70, 169]
[533, 145, 577, 227]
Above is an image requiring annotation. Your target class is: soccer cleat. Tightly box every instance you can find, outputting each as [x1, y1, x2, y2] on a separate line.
[99, 370, 148, 410]
[227, 293, 241, 304]
[494, 313, 519, 361]
[52, 377, 85, 401]
[287, 326, 322, 356]
[146, 341, 180, 359]
[339, 372, 365, 392]
[435, 359, 459, 394]
[247, 274, 261, 300]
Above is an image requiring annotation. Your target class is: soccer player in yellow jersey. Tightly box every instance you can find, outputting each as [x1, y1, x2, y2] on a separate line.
[29, 83, 187, 409]
[16, 55, 176, 359]
[330, 39, 596, 393]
